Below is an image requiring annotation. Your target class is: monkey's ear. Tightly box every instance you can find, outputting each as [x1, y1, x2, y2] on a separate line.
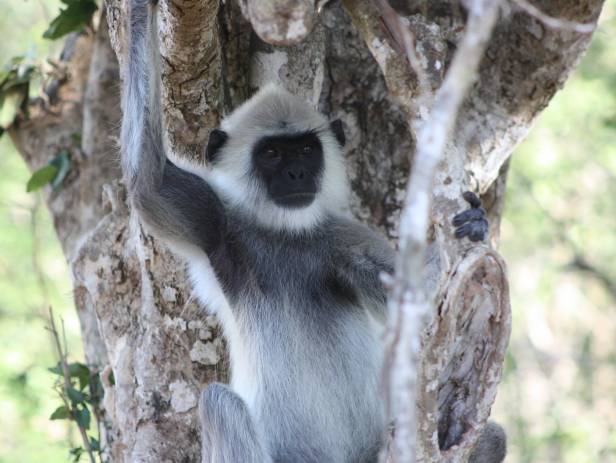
[206, 129, 228, 163]
[330, 119, 345, 147]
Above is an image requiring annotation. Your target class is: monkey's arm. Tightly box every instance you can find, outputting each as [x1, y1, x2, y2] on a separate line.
[121, 0, 225, 254]
[334, 193, 489, 321]
[134, 160, 226, 253]
[332, 221, 394, 322]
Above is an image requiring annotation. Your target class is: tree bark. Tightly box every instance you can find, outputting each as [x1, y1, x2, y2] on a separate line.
[7, 0, 604, 461]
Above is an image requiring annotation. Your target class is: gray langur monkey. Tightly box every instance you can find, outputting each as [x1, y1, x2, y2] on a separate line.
[121, 1, 504, 462]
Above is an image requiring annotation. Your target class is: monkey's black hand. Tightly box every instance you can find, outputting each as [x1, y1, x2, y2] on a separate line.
[452, 191, 488, 242]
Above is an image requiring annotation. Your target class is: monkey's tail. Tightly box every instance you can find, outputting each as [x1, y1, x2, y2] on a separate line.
[120, 0, 165, 192]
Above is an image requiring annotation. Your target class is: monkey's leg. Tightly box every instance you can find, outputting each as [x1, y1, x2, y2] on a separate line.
[199, 383, 272, 463]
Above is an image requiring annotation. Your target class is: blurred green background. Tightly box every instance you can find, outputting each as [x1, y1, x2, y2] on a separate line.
[0, 1, 83, 462]
[0, 1, 615, 462]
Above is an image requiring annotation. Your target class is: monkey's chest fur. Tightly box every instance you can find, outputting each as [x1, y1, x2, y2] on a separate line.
[191, 215, 385, 462]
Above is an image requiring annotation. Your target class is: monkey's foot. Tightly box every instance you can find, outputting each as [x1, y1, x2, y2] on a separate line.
[452, 191, 488, 242]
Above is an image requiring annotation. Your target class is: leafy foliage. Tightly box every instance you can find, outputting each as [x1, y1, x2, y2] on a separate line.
[43, 0, 98, 40]
[26, 150, 72, 192]
[0, 2, 83, 462]
[26, 165, 59, 192]
[69, 447, 85, 463]
[49, 362, 90, 390]
[50, 405, 70, 420]
[0, 56, 37, 134]
[47, 309, 104, 462]
[0, 0, 99, 136]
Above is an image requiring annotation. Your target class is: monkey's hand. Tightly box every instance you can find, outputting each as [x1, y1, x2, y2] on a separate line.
[452, 191, 489, 242]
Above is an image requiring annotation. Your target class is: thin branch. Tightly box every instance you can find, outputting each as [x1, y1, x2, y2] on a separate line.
[342, 0, 424, 119]
[373, 0, 431, 101]
[48, 307, 97, 463]
[398, 17, 431, 106]
[385, 0, 502, 461]
[511, 0, 596, 33]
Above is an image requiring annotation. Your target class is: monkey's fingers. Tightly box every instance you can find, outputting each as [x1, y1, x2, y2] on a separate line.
[462, 191, 482, 209]
[469, 219, 489, 242]
[454, 219, 488, 242]
[454, 223, 472, 239]
[452, 207, 486, 227]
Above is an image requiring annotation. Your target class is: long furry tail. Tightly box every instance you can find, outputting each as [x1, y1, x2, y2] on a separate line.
[120, 0, 165, 192]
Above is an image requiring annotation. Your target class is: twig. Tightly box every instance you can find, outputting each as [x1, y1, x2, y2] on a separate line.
[48, 307, 97, 463]
[384, 0, 502, 461]
[373, 0, 431, 101]
[398, 16, 431, 107]
[511, 0, 596, 33]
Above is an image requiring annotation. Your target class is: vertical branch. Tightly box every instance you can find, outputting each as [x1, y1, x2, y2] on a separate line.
[48, 307, 97, 463]
[373, 0, 431, 105]
[386, 0, 502, 461]
[157, 0, 224, 161]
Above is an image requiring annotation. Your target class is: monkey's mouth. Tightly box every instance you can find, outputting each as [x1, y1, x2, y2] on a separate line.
[273, 192, 316, 209]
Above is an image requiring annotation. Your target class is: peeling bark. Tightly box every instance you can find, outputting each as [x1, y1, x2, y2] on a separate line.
[7, 0, 605, 461]
[239, 0, 318, 45]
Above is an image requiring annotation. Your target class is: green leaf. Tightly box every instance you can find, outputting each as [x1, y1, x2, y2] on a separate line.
[0, 89, 25, 129]
[48, 363, 63, 375]
[49, 150, 71, 190]
[0, 58, 37, 135]
[67, 387, 86, 405]
[0, 61, 35, 91]
[74, 406, 91, 430]
[74, 365, 91, 391]
[69, 446, 84, 463]
[50, 405, 70, 420]
[89, 437, 100, 452]
[26, 151, 72, 193]
[26, 164, 58, 192]
[43, 0, 98, 40]
[48, 362, 90, 389]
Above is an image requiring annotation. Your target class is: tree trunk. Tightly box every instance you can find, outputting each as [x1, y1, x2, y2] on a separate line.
[7, 0, 603, 461]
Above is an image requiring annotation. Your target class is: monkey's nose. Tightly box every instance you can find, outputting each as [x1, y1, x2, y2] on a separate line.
[286, 167, 306, 181]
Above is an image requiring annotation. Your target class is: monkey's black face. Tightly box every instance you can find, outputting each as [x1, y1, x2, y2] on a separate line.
[252, 132, 324, 209]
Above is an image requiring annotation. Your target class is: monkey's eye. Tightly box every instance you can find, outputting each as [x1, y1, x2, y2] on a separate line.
[302, 145, 312, 154]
